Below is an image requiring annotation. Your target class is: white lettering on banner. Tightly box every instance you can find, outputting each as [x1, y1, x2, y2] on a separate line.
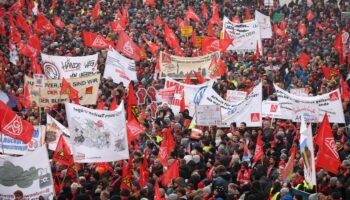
[195, 80, 262, 127]
[65, 102, 129, 163]
[271, 84, 345, 123]
[164, 77, 209, 115]
[103, 49, 137, 86]
[41, 53, 99, 79]
[222, 16, 263, 54]
[160, 51, 220, 79]
[0, 147, 55, 199]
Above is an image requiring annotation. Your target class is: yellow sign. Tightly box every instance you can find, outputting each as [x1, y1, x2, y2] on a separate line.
[194, 36, 204, 48]
[181, 26, 193, 37]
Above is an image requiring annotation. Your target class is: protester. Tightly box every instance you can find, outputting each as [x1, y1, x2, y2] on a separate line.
[1, 0, 350, 200]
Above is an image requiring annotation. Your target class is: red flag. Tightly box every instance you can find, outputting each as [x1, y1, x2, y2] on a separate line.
[211, 0, 221, 25]
[53, 16, 65, 29]
[194, 71, 206, 83]
[202, 3, 208, 19]
[253, 132, 263, 162]
[298, 23, 307, 37]
[34, 14, 56, 39]
[341, 78, 350, 102]
[110, 20, 126, 33]
[184, 73, 191, 84]
[154, 181, 162, 200]
[279, 18, 286, 30]
[219, 37, 233, 53]
[202, 37, 219, 55]
[281, 147, 296, 181]
[210, 58, 226, 79]
[116, 31, 141, 61]
[0, 16, 6, 37]
[185, 6, 200, 22]
[315, 114, 341, 174]
[53, 135, 73, 166]
[30, 57, 43, 74]
[334, 32, 345, 65]
[155, 16, 163, 26]
[160, 160, 179, 186]
[253, 41, 260, 61]
[22, 84, 31, 108]
[139, 153, 149, 188]
[51, 0, 57, 11]
[60, 78, 79, 104]
[164, 23, 180, 49]
[16, 12, 31, 35]
[176, 17, 188, 30]
[321, 66, 339, 79]
[144, 0, 155, 6]
[96, 100, 105, 110]
[179, 92, 185, 112]
[127, 82, 139, 121]
[92, 0, 100, 20]
[306, 10, 315, 21]
[121, 160, 133, 191]
[10, 26, 21, 44]
[296, 53, 310, 69]
[9, 0, 24, 12]
[0, 101, 34, 144]
[109, 96, 118, 110]
[245, 8, 251, 20]
[126, 118, 145, 143]
[19, 34, 41, 58]
[82, 30, 113, 49]
[273, 24, 285, 37]
[158, 128, 175, 166]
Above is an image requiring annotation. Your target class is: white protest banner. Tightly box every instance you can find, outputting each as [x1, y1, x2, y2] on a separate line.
[25, 74, 100, 107]
[226, 90, 247, 103]
[41, 53, 99, 79]
[195, 105, 222, 126]
[290, 88, 310, 96]
[255, 10, 273, 39]
[222, 16, 263, 54]
[273, 84, 345, 123]
[262, 101, 282, 118]
[103, 49, 137, 86]
[264, 0, 274, 6]
[0, 147, 55, 200]
[158, 86, 176, 104]
[65, 102, 129, 163]
[292, 102, 319, 123]
[198, 81, 262, 127]
[164, 77, 209, 115]
[279, 0, 293, 6]
[0, 126, 45, 155]
[159, 51, 219, 79]
[46, 115, 72, 152]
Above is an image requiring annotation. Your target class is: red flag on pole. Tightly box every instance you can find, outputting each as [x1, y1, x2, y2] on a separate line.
[184, 73, 191, 84]
[34, 14, 56, 39]
[194, 71, 206, 83]
[321, 66, 339, 79]
[209, 57, 226, 79]
[179, 92, 185, 112]
[253, 132, 263, 162]
[116, 31, 142, 61]
[53, 16, 65, 29]
[341, 78, 350, 102]
[92, 0, 100, 20]
[158, 128, 175, 166]
[334, 32, 345, 65]
[143, 0, 155, 6]
[82, 30, 113, 49]
[96, 100, 105, 110]
[139, 153, 149, 188]
[306, 10, 315, 21]
[185, 6, 201, 22]
[154, 181, 162, 200]
[298, 23, 307, 37]
[53, 135, 73, 166]
[281, 147, 296, 182]
[127, 82, 139, 121]
[155, 16, 163, 26]
[202, 3, 208, 19]
[126, 119, 145, 143]
[315, 114, 341, 174]
[23, 84, 31, 108]
[110, 20, 126, 33]
[120, 160, 133, 191]
[0, 100, 34, 144]
[109, 96, 118, 110]
[160, 160, 179, 186]
[19, 34, 41, 58]
[245, 8, 251, 20]
[60, 78, 80, 104]
[164, 23, 180, 49]
[296, 53, 310, 69]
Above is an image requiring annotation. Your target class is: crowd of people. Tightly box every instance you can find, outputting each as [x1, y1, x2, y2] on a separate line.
[2, 0, 350, 199]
